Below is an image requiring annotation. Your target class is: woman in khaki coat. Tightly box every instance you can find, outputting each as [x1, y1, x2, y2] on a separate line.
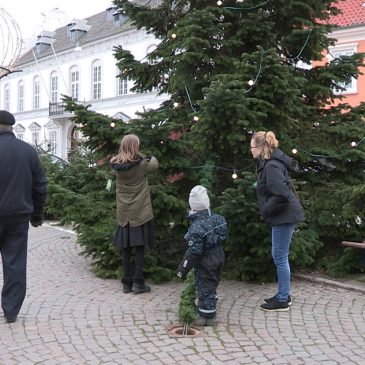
[110, 134, 158, 294]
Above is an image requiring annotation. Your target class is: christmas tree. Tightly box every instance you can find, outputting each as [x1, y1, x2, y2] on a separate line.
[49, 0, 365, 280]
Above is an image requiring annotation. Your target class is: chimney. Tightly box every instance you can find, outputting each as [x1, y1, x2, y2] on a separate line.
[35, 31, 55, 53]
[67, 19, 91, 41]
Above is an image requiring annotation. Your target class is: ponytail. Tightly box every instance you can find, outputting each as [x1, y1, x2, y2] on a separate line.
[252, 131, 279, 159]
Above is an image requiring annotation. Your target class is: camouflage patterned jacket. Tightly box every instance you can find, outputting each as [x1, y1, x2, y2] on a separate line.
[177, 209, 227, 278]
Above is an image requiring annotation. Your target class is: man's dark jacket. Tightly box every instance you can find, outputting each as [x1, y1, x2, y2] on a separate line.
[0, 131, 47, 222]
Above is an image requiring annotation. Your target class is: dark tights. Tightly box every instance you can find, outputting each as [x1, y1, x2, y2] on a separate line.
[122, 245, 145, 284]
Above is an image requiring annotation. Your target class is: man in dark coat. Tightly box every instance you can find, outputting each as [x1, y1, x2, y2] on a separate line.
[0, 110, 47, 323]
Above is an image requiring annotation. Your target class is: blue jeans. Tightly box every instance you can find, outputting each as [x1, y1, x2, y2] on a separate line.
[272, 223, 296, 302]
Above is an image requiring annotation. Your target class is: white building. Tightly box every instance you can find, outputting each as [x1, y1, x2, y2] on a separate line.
[1, 7, 166, 160]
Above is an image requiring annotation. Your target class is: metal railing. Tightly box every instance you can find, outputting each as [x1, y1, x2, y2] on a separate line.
[49, 102, 72, 116]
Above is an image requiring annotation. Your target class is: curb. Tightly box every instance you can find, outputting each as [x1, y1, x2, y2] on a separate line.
[293, 273, 365, 294]
[43, 222, 76, 235]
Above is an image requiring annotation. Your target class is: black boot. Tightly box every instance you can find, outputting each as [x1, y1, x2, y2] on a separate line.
[132, 279, 151, 294]
[122, 278, 133, 293]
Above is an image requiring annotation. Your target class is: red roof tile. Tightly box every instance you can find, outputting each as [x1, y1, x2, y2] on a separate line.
[330, 0, 365, 27]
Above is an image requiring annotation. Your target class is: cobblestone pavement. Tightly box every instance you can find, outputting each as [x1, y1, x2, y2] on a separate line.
[0, 225, 365, 365]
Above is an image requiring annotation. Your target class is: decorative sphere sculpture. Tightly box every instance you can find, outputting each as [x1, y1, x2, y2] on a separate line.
[0, 8, 22, 78]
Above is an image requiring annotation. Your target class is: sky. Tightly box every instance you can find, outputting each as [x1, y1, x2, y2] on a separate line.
[2, 0, 114, 39]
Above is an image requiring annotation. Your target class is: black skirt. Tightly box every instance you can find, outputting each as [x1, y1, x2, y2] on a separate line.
[113, 219, 155, 250]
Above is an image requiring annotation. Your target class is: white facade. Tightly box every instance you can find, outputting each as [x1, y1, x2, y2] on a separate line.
[0, 8, 167, 160]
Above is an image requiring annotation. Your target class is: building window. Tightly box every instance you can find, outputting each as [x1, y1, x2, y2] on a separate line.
[330, 47, 357, 94]
[32, 132, 40, 145]
[14, 124, 25, 140]
[33, 77, 40, 109]
[29, 122, 41, 146]
[50, 72, 59, 103]
[18, 81, 24, 112]
[4, 84, 10, 110]
[70, 67, 80, 100]
[92, 61, 102, 100]
[48, 131, 57, 153]
[118, 77, 128, 95]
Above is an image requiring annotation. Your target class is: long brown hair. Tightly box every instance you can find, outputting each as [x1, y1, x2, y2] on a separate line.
[110, 134, 142, 163]
[251, 131, 279, 159]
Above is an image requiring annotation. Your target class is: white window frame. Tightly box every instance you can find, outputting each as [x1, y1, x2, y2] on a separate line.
[117, 76, 128, 95]
[329, 45, 357, 95]
[4, 84, 10, 110]
[92, 61, 102, 100]
[29, 122, 41, 147]
[14, 124, 25, 141]
[18, 81, 24, 112]
[48, 131, 57, 153]
[70, 67, 80, 100]
[50, 71, 59, 103]
[33, 77, 40, 109]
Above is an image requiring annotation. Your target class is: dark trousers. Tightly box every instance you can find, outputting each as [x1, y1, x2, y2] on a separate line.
[0, 221, 29, 317]
[122, 245, 145, 284]
[195, 246, 225, 318]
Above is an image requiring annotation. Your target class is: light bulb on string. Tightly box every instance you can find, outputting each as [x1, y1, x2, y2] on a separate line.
[232, 170, 238, 179]
[193, 115, 199, 122]
[217, 0, 223, 5]
[248, 80, 254, 86]
[351, 141, 357, 147]
[173, 102, 179, 108]
[292, 148, 298, 154]
[171, 33, 177, 39]
[110, 122, 116, 128]
[160, 140, 164, 144]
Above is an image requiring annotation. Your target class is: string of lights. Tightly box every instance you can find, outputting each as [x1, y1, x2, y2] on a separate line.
[181, 27, 313, 113]
[188, 162, 256, 179]
[245, 51, 265, 93]
[292, 136, 365, 158]
[184, 83, 198, 112]
[222, 0, 271, 11]
[288, 29, 313, 61]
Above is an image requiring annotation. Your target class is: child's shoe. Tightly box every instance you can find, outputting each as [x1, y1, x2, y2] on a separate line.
[193, 315, 216, 326]
[193, 315, 207, 326]
[205, 317, 217, 326]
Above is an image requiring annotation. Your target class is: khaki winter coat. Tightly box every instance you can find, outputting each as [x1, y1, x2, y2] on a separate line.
[112, 157, 158, 227]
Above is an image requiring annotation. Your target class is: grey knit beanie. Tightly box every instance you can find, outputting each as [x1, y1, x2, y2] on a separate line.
[189, 185, 210, 211]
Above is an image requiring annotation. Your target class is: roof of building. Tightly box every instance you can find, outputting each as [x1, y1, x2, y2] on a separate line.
[330, 0, 365, 27]
[17, 8, 132, 66]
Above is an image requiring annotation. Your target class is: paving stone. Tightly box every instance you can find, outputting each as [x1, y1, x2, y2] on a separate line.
[0, 225, 364, 364]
